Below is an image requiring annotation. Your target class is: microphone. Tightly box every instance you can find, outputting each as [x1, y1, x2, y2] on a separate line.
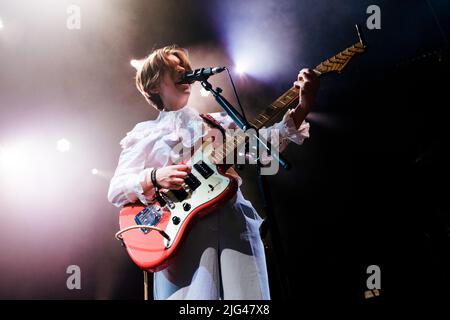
[177, 67, 226, 84]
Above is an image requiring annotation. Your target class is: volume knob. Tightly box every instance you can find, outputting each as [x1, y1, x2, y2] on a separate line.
[183, 202, 191, 211]
[172, 216, 180, 225]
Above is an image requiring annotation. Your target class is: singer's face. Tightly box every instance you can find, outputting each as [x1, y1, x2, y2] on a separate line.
[158, 54, 191, 111]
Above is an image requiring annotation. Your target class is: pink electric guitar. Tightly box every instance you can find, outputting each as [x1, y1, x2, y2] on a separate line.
[115, 40, 366, 272]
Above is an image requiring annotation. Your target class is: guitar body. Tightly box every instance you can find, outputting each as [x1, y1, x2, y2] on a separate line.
[118, 140, 238, 272]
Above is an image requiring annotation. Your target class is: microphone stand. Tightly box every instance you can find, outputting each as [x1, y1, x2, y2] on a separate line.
[201, 78, 291, 299]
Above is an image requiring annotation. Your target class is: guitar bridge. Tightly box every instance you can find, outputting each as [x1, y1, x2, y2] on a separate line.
[134, 205, 162, 234]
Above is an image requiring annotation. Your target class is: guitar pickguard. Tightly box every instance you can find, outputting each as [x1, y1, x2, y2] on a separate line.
[162, 142, 232, 248]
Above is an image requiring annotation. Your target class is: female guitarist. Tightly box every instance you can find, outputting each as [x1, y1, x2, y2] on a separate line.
[107, 45, 319, 300]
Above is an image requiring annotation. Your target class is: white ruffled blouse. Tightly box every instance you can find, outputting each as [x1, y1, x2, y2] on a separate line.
[107, 106, 309, 208]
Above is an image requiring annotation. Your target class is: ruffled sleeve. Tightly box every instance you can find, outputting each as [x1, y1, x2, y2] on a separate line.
[269, 108, 310, 152]
[108, 121, 157, 208]
[119, 121, 155, 150]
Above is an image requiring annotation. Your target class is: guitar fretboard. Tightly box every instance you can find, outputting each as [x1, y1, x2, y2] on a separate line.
[251, 42, 366, 130]
[211, 41, 366, 165]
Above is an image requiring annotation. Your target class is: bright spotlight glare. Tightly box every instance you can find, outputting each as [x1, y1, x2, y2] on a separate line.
[0, 145, 26, 173]
[200, 87, 210, 97]
[56, 138, 70, 152]
[0, 18, 3, 30]
[91, 168, 98, 175]
[130, 59, 143, 70]
[235, 64, 246, 75]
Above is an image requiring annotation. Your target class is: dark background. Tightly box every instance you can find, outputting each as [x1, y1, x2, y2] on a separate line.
[0, 0, 449, 309]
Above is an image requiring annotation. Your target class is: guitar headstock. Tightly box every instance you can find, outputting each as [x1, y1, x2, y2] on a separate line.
[249, 25, 367, 131]
[314, 25, 367, 76]
[314, 42, 366, 76]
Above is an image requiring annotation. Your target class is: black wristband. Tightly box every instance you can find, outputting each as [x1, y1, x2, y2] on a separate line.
[151, 168, 159, 189]
[151, 168, 166, 207]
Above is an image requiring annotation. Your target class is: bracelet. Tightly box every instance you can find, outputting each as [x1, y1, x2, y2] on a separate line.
[150, 168, 166, 207]
[151, 168, 159, 189]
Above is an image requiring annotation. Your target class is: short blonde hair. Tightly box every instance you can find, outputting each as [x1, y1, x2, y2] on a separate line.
[135, 45, 192, 110]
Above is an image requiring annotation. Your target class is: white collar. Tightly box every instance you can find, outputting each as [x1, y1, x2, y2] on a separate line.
[157, 105, 200, 121]
[120, 106, 205, 149]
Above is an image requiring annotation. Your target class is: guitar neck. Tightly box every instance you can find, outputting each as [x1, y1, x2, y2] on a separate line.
[251, 41, 366, 129]
[250, 86, 300, 130]
[213, 41, 366, 165]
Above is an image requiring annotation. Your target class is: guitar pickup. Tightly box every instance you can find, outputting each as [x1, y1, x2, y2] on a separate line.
[171, 188, 188, 202]
[194, 161, 214, 179]
[184, 173, 201, 191]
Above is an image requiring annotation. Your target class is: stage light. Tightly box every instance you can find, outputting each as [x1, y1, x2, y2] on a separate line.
[216, 0, 301, 81]
[56, 138, 70, 152]
[0, 18, 4, 30]
[200, 87, 210, 97]
[0, 145, 26, 174]
[235, 63, 246, 75]
[130, 59, 143, 70]
[91, 168, 98, 175]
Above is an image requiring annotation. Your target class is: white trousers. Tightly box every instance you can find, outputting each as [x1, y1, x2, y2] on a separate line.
[153, 189, 270, 300]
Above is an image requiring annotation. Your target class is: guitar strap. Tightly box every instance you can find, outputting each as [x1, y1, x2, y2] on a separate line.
[199, 113, 226, 136]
